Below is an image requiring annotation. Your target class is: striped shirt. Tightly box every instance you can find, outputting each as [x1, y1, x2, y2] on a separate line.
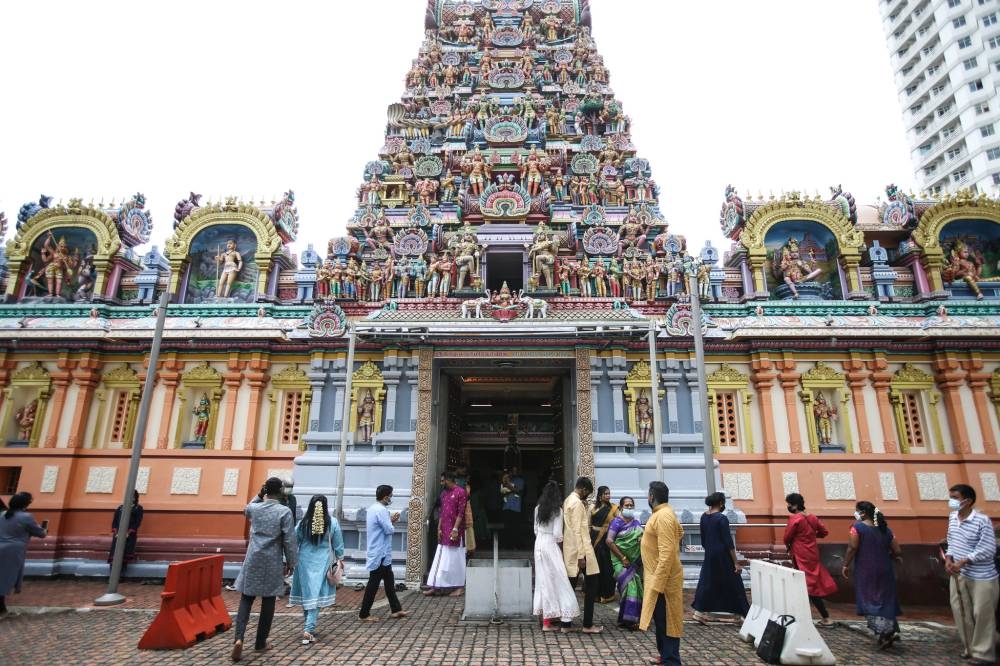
[946, 509, 998, 581]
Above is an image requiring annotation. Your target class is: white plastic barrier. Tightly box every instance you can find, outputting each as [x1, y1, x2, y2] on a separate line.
[738, 560, 836, 665]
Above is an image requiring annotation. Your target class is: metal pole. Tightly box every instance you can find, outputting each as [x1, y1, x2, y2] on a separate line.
[688, 272, 717, 495]
[335, 323, 357, 521]
[95, 289, 171, 606]
[648, 318, 663, 482]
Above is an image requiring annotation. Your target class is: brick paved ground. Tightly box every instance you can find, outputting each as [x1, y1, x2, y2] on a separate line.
[0, 579, 968, 665]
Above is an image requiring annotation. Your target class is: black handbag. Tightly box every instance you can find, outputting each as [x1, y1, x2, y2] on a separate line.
[756, 614, 795, 664]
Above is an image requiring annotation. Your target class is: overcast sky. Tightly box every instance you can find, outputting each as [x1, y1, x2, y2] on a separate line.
[0, 0, 913, 261]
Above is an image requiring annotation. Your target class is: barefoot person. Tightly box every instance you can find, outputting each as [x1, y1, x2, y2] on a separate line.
[563, 476, 603, 634]
[533, 480, 580, 631]
[358, 485, 408, 621]
[231, 477, 297, 662]
[639, 481, 684, 666]
[424, 470, 468, 597]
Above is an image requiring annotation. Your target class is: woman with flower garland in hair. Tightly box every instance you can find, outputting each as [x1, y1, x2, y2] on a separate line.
[290, 495, 344, 646]
[841, 501, 902, 649]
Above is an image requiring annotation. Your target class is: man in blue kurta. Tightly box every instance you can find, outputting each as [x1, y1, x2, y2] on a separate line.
[358, 484, 408, 621]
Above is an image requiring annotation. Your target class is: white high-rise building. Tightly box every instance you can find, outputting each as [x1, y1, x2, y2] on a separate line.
[881, 0, 1000, 195]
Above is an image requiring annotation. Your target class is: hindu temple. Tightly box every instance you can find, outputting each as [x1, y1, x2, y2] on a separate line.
[1, 0, 999, 601]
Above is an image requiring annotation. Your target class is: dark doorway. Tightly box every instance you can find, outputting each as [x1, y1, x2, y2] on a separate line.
[486, 252, 524, 293]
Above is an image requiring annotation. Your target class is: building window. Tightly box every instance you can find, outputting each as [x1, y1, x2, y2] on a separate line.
[954, 16, 968, 27]
[943, 125, 958, 138]
[902, 394, 926, 452]
[280, 391, 304, 447]
[948, 0, 961, 7]
[109, 391, 130, 443]
[0, 467, 21, 494]
[959, 36, 973, 48]
[976, 102, 991, 113]
[983, 124, 997, 137]
[925, 164, 938, 175]
[970, 79, 984, 91]
[947, 146, 963, 160]
[937, 104, 953, 117]
[964, 56, 979, 69]
[953, 168, 968, 181]
[993, 173, 1000, 185]
[984, 12, 998, 26]
[715, 392, 739, 451]
[990, 36, 1000, 48]
[932, 83, 947, 95]
[988, 147, 1000, 160]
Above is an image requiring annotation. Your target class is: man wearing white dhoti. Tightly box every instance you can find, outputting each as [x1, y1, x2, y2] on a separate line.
[424, 470, 469, 597]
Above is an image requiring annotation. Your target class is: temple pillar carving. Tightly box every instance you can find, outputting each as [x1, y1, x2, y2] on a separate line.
[67, 357, 101, 449]
[243, 357, 270, 450]
[406, 347, 434, 584]
[751, 358, 778, 453]
[43, 358, 75, 447]
[963, 357, 996, 454]
[843, 358, 872, 454]
[778, 359, 803, 453]
[220, 365, 245, 451]
[867, 356, 899, 453]
[608, 371, 626, 433]
[933, 354, 971, 454]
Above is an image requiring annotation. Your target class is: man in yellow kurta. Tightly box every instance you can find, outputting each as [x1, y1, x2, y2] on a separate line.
[563, 476, 603, 633]
[639, 480, 684, 665]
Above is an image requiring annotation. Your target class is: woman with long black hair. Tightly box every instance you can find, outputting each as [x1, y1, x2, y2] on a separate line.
[841, 501, 902, 649]
[532, 480, 580, 631]
[590, 485, 617, 603]
[289, 495, 344, 645]
[0, 492, 48, 616]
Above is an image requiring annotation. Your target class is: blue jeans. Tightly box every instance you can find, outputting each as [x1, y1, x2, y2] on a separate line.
[303, 607, 319, 633]
[653, 593, 682, 665]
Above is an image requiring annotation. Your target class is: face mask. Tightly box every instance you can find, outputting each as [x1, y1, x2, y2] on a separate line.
[853, 511, 862, 521]
[787, 506, 796, 514]
[283, 487, 293, 496]
[621, 508, 635, 519]
[385, 497, 393, 506]
[948, 498, 962, 511]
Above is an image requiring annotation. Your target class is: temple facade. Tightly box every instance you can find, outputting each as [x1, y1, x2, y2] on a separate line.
[1, 0, 998, 596]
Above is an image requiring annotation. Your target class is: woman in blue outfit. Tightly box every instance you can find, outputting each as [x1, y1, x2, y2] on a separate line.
[691, 492, 749, 622]
[290, 495, 344, 645]
[841, 501, 902, 649]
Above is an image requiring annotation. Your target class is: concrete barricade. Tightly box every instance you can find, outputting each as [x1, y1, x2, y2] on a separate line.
[738, 560, 836, 665]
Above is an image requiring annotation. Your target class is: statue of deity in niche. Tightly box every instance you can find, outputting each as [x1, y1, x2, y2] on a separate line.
[813, 393, 838, 446]
[528, 225, 560, 289]
[214, 239, 243, 299]
[39, 231, 77, 298]
[192, 394, 211, 442]
[635, 391, 652, 445]
[942, 239, 985, 300]
[451, 231, 483, 291]
[357, 388, 377, 444]
[15, 399, 38, 440]
[775, 237, 822, 299]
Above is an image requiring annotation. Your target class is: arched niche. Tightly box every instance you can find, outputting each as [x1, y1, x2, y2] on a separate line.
[4, 203, 122, 303]
[911, 195, 1000, 299]
[165, 202, 282, 304]
[737, 198, 865, 300]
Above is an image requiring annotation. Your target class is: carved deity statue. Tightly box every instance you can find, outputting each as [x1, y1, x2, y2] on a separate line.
[15, 399, 38, 441]
[415, 178, 439, 206]
[635, 391, 652, 445]
[776, 237, 822, 299]
[942, 239, 985, 299]
[528, 225, 560, 289]
[451, 231, 483, 291]
[357, 388, 377, 443]
[192, 394, 211, 442]
[215, 239, 243, 298]
[813, 393, 838, 446]
[39, 231, 76, 297]
[696, 262, 712, 301]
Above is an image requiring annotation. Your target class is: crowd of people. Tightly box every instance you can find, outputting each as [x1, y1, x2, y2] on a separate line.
[0, 475, 996, 665]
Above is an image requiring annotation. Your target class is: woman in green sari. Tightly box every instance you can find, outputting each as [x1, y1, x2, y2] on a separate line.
[605, 496, 644, 629]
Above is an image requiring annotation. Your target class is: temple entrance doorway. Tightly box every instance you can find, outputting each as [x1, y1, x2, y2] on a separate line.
[435, 367, 570, 560]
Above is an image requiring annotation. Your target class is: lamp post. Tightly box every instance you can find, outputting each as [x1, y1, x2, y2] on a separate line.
[95, 290, 171, 606]
[335, 322, 357, 521]
[688, 272, 717, 495]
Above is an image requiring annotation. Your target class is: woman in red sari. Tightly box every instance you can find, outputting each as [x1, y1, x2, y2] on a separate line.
[784, 493, 838, 627]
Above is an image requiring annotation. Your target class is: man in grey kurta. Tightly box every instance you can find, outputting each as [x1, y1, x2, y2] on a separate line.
[231, 477, 297, 662]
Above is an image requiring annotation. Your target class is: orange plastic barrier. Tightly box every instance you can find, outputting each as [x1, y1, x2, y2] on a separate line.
[138, 555, 232, 650]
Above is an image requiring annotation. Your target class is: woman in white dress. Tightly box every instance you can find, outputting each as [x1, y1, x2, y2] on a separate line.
[533, 480, 580, 632]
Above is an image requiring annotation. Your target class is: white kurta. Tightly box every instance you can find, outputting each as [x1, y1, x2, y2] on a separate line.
[532, 507, 580, 621]
[427, 545, 466, 588]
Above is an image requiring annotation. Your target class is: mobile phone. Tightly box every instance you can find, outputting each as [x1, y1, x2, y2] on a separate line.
[40, 520, 49, 530]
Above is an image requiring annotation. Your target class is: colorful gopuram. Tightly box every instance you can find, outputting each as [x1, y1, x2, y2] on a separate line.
[0, 1, 998, 601]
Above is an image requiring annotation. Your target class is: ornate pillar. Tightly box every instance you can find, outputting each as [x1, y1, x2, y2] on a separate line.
[155, 358, 181, 449]
[406, 347, 434, 584]
[843, 359, 872, 454]
[408, 354, 420, 430]
[42, 358, 75, 447]
[243, 358, 270, 450]
[778, 359, 803, 453]
[220, 365, 244, 451]
[867, 357, 899, 453]
[307, 370, 326, 433]
[589, 357, 602, 433]
[576, 347, 595, 480]
[67, 357, 101, 449]
[662, 369, 680, 434]
[751, 359, 778, 453]
[608, 371, 626, 433]
[963, 357, 997, 454]
[934, 354, 971, 454]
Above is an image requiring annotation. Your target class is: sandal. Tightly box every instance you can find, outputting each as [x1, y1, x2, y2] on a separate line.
[301, 632, 315, 645]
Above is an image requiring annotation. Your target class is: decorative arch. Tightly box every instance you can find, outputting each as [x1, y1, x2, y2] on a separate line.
[0, 362, 52, 446]
[737, 197, 866, 298]
[910, 194, 1000, 294]
[165, 201, 283, 301]
[4, 202, 122, 301]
